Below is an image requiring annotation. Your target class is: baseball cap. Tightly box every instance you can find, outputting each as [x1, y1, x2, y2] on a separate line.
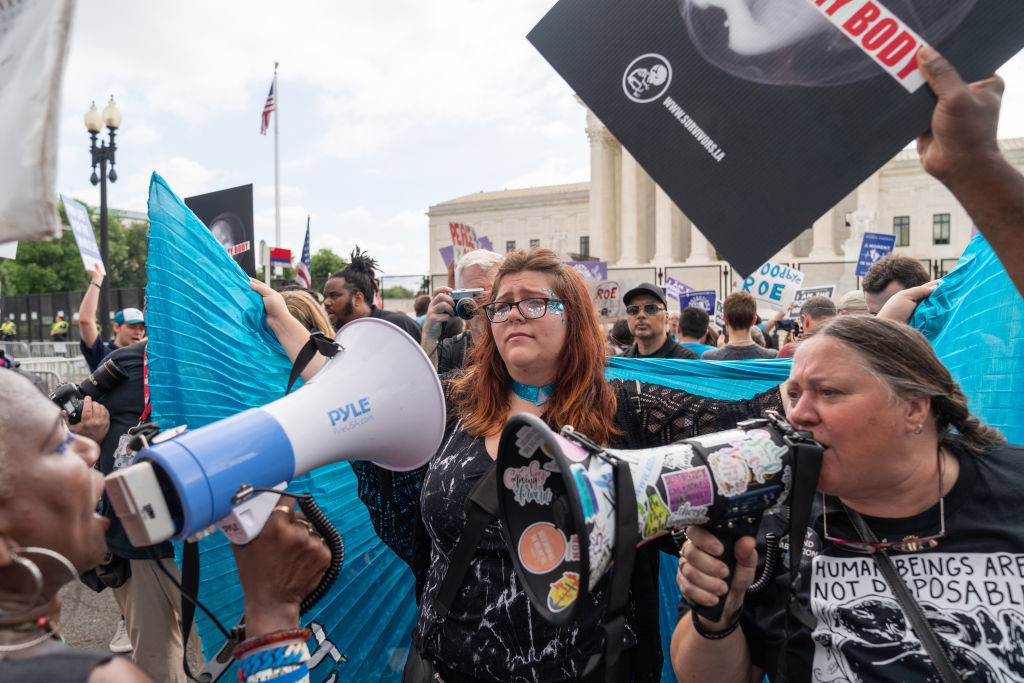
[836, 290, 868, 313]
[114, 307, 145, 324]
[623, 282, 667, 307]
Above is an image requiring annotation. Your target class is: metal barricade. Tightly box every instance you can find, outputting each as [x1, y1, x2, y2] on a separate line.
[18, 356, 91, 386]
[0, 341, 30, 357]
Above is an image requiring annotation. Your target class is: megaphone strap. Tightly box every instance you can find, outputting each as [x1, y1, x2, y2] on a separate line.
[286, 331, 341, 394]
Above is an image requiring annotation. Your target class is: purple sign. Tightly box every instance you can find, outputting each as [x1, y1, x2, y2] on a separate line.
[679, 289, 716, 316]
[664, 275, 693, 302]
[439, 245, 455, 268]
[566, 261, 607, 281]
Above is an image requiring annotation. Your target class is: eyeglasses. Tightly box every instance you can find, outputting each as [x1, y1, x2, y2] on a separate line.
[823, 446, 946, 554]
[625, 304, 665, 316]
[482, 298, 563, 323]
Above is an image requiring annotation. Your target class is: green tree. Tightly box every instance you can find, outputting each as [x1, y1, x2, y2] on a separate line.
[381, 285, 415, 299]
[309, 248, 346, 292]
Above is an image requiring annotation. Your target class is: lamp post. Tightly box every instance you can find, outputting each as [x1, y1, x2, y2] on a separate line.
[84, 96, 122, 337]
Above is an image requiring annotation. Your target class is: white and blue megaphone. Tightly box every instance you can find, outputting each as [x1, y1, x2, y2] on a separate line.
[105, 317, 445, 547]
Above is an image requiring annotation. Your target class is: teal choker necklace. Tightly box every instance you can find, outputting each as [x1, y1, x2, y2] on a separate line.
[512, 379, 556, 406]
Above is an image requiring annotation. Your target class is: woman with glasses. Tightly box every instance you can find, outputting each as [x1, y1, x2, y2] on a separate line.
[350, 248, 781, 682]
[672, 316, 1019, 682]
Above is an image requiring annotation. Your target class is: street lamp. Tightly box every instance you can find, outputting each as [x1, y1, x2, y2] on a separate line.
[84, 95, 121, 337]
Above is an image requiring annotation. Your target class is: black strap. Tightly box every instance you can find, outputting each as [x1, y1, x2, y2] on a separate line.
[286, 331, 341, 395]
[847, 510, 963, 683]
[180, 540, 202, 681]
[429, 463, 498, 623]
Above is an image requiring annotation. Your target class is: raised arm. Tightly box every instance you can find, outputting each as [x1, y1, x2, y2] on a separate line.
[917, 46, 1024, 296]
[79, 265, 104, 348]
[250, 279, 325, 379]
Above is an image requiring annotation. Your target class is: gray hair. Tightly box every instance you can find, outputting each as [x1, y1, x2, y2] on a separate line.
[455, 249, 503, 289]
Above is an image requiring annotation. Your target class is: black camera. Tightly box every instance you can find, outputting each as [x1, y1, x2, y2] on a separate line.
[451, 288, 484, 320]
[775, 318, 801, 333]
[49, 357, 128, 424]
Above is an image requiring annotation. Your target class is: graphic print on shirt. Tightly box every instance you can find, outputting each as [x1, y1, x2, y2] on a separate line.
[809, 553, 1024, 682]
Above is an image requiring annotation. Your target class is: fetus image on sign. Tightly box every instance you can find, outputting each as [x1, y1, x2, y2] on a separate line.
[677, 0, 977, 86]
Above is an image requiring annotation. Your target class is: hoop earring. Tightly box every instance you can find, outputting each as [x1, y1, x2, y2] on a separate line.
[14, 547, 79, 586]
[914, 425, 923, 434]
[0, 553, 44, 620]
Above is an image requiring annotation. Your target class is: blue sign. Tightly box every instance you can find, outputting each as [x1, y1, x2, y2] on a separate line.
[60, 194, 104, 274]
[566, 261, 607, 281]
[678, 289, 716, 316]
[856, 232, 896, 277]
[664, 275, 693, 302]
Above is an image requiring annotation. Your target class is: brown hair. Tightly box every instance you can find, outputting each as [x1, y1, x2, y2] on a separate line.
[450, 248, 619, 444]
[723, 291, 757, 330]
[283, 290, 335, 337]
[806, 317, 1004, 453]
[862, 254, 930, 294]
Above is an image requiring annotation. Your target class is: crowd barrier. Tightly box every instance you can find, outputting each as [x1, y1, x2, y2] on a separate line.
[18, 356, 91, 387]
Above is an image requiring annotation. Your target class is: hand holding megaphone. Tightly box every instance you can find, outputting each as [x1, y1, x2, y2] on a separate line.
[678, 525, 760, 631]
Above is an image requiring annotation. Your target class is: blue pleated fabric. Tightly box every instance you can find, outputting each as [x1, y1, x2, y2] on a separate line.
[146, 173, 413, 682]
[910, 233, 1024, 444]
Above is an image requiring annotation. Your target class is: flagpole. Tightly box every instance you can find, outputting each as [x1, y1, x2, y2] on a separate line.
[273, 61, 281, 250]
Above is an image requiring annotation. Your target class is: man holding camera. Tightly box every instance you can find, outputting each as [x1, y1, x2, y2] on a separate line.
[420, 249, 503, 373]
[78, 265, 147, 371]
[65, 340, 198, 681]
[775, 296, 837, 359]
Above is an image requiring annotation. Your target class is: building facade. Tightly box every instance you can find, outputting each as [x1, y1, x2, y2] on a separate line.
[428, 106, 1024, 297]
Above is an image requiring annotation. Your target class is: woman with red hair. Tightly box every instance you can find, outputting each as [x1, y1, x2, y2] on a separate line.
[352, 248, 781, 682]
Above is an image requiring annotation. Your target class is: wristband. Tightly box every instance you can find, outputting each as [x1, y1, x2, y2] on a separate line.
[691, 609, 741, 640]
[91, 282, 102, 289]
[233, 628, 312, 660]
[238, 641, 310, 682]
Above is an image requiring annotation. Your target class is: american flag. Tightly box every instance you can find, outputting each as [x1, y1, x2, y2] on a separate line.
[260, 81, 275, 135]
[295, 217, 312, 289]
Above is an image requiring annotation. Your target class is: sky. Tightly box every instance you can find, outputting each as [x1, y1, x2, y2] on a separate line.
[54, 1, 1024, 283]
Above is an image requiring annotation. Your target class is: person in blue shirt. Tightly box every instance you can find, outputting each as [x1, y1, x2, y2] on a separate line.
[77, 266, 146, 371]
[679, 306, 717, 356]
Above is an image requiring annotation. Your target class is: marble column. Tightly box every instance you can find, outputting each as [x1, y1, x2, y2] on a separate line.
[585, 109, 620, 265]
[808, 209, 836, 258]
[687, 222, 713, 263]
[619, 150, 640, 265]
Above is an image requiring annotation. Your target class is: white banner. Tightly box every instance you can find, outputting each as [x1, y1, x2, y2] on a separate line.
[740, 262, 805, 313]
[0, 0, 75, 243]
[0, 242, 17, 260]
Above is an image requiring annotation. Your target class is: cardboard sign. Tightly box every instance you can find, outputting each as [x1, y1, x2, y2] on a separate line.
[526, 0, 1024, 276]
[593, 280, 623, 321]
[856, 232, 897, 277]
[449, 222, 479, 262]
[741, 262, 805, 313]
[790, 285, 837, 318]
[714, 299, 724, 328]
[567, 261, 607, 281]
[664, 275, 693, 302]
[678, 289, 716, 316]
[0, 241, 17, 260]
[60, 195, 105, 275]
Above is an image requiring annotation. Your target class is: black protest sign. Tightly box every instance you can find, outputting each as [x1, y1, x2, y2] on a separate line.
[185, 184, 256, 277]
[528, 0, 1024, 276]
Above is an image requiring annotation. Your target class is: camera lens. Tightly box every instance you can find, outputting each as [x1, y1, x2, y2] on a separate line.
[455, 298, 478, 320]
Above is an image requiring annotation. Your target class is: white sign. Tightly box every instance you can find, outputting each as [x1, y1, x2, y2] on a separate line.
[60, 195, 106, 275]
[592, 280, 623, 322]
[790, 285, 837, 318]
[740, 262, 805, 313]
[0, 242, 17, 260]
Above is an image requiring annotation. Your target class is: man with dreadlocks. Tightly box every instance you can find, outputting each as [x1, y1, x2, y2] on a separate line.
[322, 246, 422, 341]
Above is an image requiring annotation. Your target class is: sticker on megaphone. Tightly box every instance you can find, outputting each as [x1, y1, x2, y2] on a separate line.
[495, 411, 822, 624]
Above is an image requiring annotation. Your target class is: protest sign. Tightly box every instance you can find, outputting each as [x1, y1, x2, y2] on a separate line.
[60, 195, 105, 275]
[567, 261, 607, 281]
[856, 232, 897, 277]
[0, 242, 17, 260]
[527, 0, 1024, 276]
[448, 222, 479, 262]
[740, 262, 805, 313]
[714, 300, 724, 329]
[185, 184, 256, 277]
[592, 280, 624, 322]
[790, 285, 837, 318]
[678, 289, 716, 316]
[664, 275, 693, 303]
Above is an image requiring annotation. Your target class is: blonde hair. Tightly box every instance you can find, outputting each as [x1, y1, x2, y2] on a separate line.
[283, 291, 334, 337]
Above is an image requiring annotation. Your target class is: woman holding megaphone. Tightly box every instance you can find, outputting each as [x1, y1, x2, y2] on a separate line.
[316, 248, 782, 682]
[671, 317, 1020, 682]
[0, 371, 331, 683]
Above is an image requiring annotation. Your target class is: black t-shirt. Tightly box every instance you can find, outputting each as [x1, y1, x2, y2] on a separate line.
[369, 306, 422, 341]
[624, 337, 698, 359]
[700, 441, 1024, 682]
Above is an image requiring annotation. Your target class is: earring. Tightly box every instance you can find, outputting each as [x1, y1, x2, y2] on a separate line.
[14, 547, 79, 586]
[0, 552, 44, 619]
[914, 425, 923, 434]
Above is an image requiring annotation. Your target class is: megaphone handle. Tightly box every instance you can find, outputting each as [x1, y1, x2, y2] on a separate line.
[690, 516, 760, 623]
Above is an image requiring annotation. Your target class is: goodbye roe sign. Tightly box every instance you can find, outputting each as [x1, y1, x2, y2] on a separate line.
[742, 262, 805, 312]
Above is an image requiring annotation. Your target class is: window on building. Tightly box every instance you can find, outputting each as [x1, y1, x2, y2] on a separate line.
[506, 240, 516, 253]
[529, 239, 540, 248]
[932, 213, 950, 245]
[893, 215, 910, 247]
[579, 235, 590, 258]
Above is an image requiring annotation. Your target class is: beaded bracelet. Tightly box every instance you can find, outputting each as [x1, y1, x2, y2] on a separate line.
[691, 609, 741, 640]
[234, 628, 312, 660]
[239, 642, 310, 683]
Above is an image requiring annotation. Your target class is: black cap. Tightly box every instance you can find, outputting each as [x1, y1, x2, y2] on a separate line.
[623, 282, 667, 307]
